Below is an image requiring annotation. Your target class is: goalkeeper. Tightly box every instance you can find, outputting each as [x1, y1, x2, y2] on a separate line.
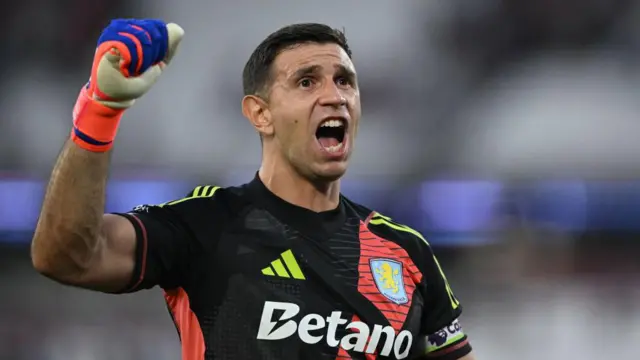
[32, 18, 475, 360]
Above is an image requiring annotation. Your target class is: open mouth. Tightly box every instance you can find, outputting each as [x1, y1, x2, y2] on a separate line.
[315, 118, 347, 153]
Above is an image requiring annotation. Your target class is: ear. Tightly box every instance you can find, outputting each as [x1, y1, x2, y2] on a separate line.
[242, 95, 274, 137]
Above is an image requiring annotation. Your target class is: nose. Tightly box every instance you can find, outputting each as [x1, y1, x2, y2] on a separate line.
[318, 82, 346, 107]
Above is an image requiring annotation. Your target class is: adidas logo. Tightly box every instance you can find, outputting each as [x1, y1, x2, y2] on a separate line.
[261, 250, 305, 280]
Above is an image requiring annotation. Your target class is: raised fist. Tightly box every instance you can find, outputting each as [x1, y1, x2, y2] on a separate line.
[86, 19, 184, 108]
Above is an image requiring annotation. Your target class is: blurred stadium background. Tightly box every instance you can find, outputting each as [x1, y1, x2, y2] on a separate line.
[2, 1, 640, 359]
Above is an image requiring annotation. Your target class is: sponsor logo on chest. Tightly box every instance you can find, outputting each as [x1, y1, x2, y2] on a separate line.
[256, 301, 413, 359]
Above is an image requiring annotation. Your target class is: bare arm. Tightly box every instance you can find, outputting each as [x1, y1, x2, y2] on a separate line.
[31, 140, 136, 293]
[30, 19, 185, 293]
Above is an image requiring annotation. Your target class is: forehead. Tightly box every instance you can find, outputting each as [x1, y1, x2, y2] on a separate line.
[272, 43, 355, 77]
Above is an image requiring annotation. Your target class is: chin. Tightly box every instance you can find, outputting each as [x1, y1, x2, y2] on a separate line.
[311, 162, 348, 182]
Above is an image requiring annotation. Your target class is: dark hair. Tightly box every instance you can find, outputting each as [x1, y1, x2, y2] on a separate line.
[242, 23, 352, 96]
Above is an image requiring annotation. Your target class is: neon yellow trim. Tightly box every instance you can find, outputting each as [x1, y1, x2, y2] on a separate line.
[205, 186, 218, 197]
[159, 185, 220, 207]
[369, 218, 428, 244]
[261, 267, 275, 276]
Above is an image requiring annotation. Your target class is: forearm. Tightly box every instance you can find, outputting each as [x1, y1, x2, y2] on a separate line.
[31, 140, 110, 279]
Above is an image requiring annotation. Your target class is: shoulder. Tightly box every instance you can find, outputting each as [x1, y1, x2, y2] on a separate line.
[369, 213, 427, 243]
[129, 185, 222, 213]
[344, 197, 434, 274]
[368, 212, 430, 254]
[162, 185, 225, 208]
[122, 184, 252, 249]
[344, 197, 431, 256]
[129, 184, 247, 222]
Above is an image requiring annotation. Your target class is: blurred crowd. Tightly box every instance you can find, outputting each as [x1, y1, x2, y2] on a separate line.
[2, 1, 640, 359]
[3, 0, 640, 179]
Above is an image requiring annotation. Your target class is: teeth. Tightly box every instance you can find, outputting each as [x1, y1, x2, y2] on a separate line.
[325, 142, 344, 153]
[320, 119, 344, 128]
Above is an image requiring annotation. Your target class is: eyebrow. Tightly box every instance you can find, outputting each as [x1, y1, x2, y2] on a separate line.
[334, 64, 357, 81]
[291, 64, 357, 80]
[292, 65, 322, 80]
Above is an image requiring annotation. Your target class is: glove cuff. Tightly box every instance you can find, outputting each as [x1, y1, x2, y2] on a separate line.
[70, 87, 124, 152]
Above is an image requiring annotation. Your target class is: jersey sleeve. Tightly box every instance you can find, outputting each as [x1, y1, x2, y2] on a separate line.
[418, 241, 472, 359]
[112, 185, 221, 292]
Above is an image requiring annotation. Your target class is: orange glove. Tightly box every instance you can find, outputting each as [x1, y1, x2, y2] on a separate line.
[71, 19, 184, 152]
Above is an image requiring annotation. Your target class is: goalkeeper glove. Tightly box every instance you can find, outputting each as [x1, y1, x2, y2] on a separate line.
[71, 18, 184, 152]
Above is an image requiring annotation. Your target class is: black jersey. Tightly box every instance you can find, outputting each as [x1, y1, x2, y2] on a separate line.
[114, 176, 472, 360]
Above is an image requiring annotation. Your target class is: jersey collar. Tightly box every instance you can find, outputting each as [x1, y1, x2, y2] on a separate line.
[246, 173, 346, 239]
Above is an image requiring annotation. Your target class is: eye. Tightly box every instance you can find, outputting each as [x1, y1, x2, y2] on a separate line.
[336, 77, 352, 87]
[299, 78, 314, 88]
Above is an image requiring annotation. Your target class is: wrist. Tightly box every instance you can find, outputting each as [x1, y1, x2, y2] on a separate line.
[70, 87, 125, 152]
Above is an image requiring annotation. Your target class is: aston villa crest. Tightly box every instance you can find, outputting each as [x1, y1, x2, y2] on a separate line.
[370, 258, 409, 305]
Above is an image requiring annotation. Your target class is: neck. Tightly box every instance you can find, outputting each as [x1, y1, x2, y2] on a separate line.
[258, 160, 341, 213]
